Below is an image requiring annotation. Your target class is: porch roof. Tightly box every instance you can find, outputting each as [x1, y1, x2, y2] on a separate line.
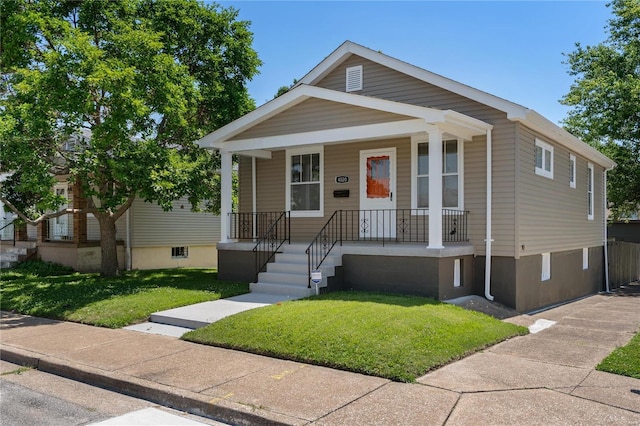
[196, 85, 492, 157]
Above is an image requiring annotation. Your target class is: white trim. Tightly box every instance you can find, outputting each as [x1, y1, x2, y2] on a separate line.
[587, 162, 594, 221]
[220, 152, 233, 242]
[534, 138, 554, 179]
[285, 146, 324, 218]
[196, 85, 492, 151]
[582, 247, 589, 270]
[541, 252, 551, 281]
[223, 119, 431, 153]
[569, 153, 576, 188]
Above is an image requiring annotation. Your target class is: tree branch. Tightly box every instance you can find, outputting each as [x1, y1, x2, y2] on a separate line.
[112, 192, 136, 221]
[0, 196, 99, 226]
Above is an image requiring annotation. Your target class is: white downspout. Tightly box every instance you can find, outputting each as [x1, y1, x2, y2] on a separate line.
[252, 156, 257, 239]
[485, 129, 494, 301]
[603, 169, 610, 293]
[126, 208, 132, 271]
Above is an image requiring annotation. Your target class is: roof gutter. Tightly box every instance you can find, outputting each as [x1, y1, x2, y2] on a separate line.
[485, 128, 494, 301]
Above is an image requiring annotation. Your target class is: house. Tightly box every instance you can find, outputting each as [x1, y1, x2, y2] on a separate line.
[0, 175, 221, 272]
[197, 41, 615, 312]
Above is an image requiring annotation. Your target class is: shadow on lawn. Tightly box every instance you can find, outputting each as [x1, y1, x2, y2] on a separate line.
[0, 268, 248, 320]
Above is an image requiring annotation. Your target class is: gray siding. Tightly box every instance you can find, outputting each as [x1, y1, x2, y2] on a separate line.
[317, 55, 517, 256]
[87, 215, 126, 241]
[130, 197, 221, 247]
[516, 123, 605, 255]
[230, 98, 411, 141]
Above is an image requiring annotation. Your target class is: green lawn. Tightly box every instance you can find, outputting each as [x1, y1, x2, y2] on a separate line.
[597, 331, 640, 379]
[0, 261, 249, 328]
[183, 291, 528, 382]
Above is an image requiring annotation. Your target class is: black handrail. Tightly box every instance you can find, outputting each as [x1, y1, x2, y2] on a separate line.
[228, 211, 289, 241]
[0, 220, 16, 247]
[305, 210, 340, 288]
[252, 211, 290, 281]
[306, 209, 469, 287]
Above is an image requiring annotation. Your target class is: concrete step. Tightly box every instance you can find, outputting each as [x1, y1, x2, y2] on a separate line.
[275, 252, 342, 267]
[0, 253, 20, 262]
[250, 282, 315, 298]
[1, 260, 18, 269]
[267, 261, 336, 277]
[123, 322, 195, 338]
[257, 271, 309, 286]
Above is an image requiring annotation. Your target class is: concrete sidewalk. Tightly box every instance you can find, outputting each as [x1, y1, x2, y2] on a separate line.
[1, 291, 639, 425]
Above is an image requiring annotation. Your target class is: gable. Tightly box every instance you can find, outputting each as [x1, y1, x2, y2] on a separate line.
[228, 97, 414, 141]
[314, 55, 509, 124]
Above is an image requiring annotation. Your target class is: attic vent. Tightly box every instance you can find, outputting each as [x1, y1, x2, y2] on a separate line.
[346, 65, 363, 92]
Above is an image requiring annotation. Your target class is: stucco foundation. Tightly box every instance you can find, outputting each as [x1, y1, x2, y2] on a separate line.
[476, 246, 604, 312]
[38, 243, 125, 272]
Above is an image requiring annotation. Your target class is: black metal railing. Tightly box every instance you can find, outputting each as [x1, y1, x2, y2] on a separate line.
[306, 209, 469, 287]
[305, 211, 340, 288]
[0, 220, 16, 247]
[252, 211, 290, 280]
[228, 211, 290, 241]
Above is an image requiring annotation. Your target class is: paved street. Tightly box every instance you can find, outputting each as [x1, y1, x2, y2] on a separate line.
[0, 360, 224, 425]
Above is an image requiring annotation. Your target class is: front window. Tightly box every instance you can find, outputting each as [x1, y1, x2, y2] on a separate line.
[286, 147, 323, 217]
[414, 139, 462, 209]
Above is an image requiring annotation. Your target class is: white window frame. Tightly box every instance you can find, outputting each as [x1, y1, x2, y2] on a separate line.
[285, 146, 324, 218]
[587, 162, 594, 220]
[582, 247, 589, 270]
[346, 65, 363, 92]
[410, 136, 464, 213]
[541, 252, 551, 281]
[569, 154, 576, 188]
[535, 138, 554, 179]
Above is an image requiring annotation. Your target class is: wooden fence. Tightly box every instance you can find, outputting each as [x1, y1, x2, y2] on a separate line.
[608, 241, 640, 289]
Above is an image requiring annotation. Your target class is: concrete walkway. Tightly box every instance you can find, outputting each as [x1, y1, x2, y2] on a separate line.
[124, 293, 295, 337]
[2, 291, 639, 425]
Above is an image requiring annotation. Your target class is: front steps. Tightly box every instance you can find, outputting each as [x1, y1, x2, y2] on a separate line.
[250, 243, 341, 298]
[0, 241, 37, 269]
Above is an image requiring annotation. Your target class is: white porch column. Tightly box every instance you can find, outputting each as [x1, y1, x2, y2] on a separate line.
[220, 150, 233, 243]
[428, 128, 444, 249]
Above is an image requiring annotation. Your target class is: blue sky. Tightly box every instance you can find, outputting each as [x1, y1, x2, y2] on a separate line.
[217, 1, 612, 125]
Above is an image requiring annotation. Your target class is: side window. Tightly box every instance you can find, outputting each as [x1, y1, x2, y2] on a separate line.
[535, 138, 554, 179]
[569, 154, 576, 188]
[541, 252, 551, 281]
[587, 163, 594, 220]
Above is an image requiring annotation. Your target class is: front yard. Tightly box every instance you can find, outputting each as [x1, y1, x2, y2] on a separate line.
[0, 261, 248, 328]
[597, 331, 640, 379]
[183, 291, 528, 382]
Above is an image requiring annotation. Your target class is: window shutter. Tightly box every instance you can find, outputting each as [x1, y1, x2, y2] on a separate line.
[346, 65, 363, 92]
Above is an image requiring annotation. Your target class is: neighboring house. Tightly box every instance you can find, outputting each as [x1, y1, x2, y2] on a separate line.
[1, 175, 221, 272]
[197, 41, 615, 313]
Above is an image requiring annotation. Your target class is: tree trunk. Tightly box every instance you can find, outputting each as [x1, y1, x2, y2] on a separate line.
[97, 214, 119, 277]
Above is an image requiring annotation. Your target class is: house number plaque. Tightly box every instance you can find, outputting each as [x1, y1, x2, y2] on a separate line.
[335, 176, 349, 184]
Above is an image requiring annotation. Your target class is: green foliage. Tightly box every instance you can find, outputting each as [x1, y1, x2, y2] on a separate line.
[561, 0, 640, 219]
[183, 291, 528, 382]
[597, 331, 640, 379]
[0, 267, 249, 328]
[5, 259, 74, 278]
[0, 0, 260, 273]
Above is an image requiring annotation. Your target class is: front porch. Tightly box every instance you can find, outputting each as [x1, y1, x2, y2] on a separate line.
[217, 209, 476, 301]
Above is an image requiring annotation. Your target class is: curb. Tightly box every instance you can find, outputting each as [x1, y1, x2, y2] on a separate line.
[0, 345, 298, 426]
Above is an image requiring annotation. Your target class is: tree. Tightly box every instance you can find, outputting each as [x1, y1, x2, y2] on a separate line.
[0, 0, 260, 275]
[561, 0, 640, 219]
